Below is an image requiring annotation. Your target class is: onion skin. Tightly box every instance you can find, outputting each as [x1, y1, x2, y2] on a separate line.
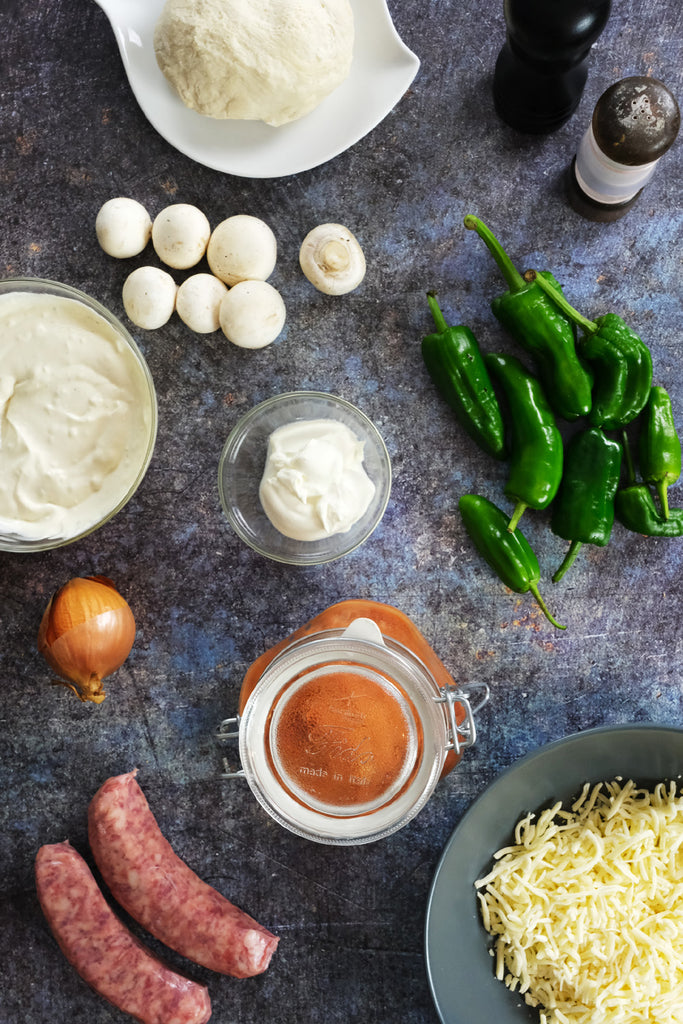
[37, 576, 136, 704]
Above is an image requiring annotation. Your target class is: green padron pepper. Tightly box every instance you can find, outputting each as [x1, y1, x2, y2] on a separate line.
[638, 385, 682, 519]
[615, 485, 683, 537]
[422, 291, 506, 459]
[459, 493, 565, 629]
[463, 215, 592, 421]
[526, 270, 653, 430]
[485, 352, 563, 532]
[551, 427, 622, 582]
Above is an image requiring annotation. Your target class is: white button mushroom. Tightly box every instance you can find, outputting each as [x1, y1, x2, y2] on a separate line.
[218, 280, 286, 349]
[207, 215, 277, 286]
[299, 223, 366, 295]
[151, 203, 211, 269]
[176, 273, 229, 333]
[95, 197, 152, 258]
[122, 266, 177, 330]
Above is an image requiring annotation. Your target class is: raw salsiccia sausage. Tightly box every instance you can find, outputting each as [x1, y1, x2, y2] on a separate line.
[35, 841, 212, 1024]
[88, 771, 279, 978]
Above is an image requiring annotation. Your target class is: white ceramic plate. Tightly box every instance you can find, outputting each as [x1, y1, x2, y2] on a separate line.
[93, 0, 420, 178]
[424, 724, 683, 1024]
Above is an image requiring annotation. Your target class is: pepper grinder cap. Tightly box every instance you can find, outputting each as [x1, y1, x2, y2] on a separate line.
[592, 76, 680, 165]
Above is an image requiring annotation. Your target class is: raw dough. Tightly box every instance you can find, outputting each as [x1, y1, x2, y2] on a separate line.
[153, 0, 355, 127]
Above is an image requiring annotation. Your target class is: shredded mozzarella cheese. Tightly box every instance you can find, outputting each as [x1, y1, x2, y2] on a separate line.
[475, 779, 683, 1024]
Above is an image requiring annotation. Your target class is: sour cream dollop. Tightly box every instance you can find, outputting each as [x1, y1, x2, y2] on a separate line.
[258, 419, 375, 541]
[0, 291, 155, 543]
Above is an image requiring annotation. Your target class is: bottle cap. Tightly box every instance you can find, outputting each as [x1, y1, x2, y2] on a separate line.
[592, 76, 680, 165]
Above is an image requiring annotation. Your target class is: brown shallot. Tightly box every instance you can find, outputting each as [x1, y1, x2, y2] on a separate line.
[37, 576, 136, 704]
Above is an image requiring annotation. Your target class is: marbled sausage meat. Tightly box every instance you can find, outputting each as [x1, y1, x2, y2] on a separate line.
[88, 771, 279, 978]
[35, 841, 212, 1024]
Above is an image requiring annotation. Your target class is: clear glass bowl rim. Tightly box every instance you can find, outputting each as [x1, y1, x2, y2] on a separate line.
[217, 390, 392, 566]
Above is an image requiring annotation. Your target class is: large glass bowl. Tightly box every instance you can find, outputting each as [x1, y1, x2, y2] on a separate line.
[0, 278, 158, 553]
[218, 391, 391, 565]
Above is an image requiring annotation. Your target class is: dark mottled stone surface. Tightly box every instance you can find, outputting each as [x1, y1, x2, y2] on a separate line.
[1, 1, 682, 1022]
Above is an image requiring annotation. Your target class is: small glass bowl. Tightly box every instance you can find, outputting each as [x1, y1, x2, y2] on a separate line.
[218, 391, 391, 565]
[0, 278, 158, 553]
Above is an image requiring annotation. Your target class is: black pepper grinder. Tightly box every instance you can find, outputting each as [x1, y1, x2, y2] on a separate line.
[493, 0, 611, 133]
[567, 76, 681, 221]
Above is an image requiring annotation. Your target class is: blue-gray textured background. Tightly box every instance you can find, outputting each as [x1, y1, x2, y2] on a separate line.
[0, 1, 682, 1022]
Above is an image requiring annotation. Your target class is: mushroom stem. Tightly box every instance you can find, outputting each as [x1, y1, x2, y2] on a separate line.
[299, 223, 366, 295]
[319, 240, 351, 274]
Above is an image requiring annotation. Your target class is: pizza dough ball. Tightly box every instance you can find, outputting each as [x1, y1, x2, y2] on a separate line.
[96, 197, 152, 258]
[153, 0, 355, 127]
[122, 267, 177, 330]
[152, 203, 211, 269]
[219, 281, 286, 349]
[207, 215, 277, 286]
[176, 273, 228, 333]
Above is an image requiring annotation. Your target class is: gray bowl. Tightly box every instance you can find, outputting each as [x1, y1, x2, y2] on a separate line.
[425, 724, 683, 1024]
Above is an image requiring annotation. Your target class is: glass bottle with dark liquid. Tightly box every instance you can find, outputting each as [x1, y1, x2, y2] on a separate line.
[493, 0, 611, 133]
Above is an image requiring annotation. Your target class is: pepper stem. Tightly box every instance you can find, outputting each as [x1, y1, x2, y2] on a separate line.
[463, 215, 527, 294]
[657, 479, 671, 520]
[528, 582, 566, 630]
[507, 500, 527, 533]
[552, 540, 583, 584]
[524, 269, 597, 334]
[426, 290, 448, 333]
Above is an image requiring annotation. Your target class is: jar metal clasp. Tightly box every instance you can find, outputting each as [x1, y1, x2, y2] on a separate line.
[217, 716, 244, 778]
[436, 682, 490, 754]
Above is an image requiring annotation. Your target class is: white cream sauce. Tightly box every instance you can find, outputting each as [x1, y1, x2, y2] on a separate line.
[0, 291, 155, 542]
[258, 418, 375, 541]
